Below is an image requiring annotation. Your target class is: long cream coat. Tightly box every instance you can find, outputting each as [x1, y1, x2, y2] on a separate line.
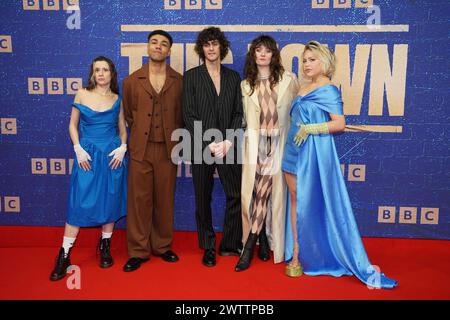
[241, 71, 299, 263]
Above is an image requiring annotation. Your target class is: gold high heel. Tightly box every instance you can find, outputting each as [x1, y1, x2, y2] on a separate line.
[285, 242, 303, 277]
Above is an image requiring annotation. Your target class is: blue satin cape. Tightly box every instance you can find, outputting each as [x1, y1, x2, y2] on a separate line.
[283, 85, 397, 289]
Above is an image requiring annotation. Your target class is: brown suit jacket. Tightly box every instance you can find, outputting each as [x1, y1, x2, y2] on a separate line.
[122, 63, 183, 161]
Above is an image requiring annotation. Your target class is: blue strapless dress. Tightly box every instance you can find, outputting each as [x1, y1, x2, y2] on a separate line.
[67, 97, 127, 227]
[282, 85, 397, 289]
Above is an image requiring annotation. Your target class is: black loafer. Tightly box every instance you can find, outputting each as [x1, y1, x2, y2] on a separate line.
[160, 250, 179, 263]
[218, 246, 242, 257]
[123, 257, 149, 272]
[202, 249, 216, 267]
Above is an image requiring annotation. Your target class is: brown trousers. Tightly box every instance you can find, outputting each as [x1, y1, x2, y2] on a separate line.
[126, 141, 177, 258]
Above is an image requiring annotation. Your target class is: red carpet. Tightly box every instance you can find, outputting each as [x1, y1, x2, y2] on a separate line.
[0, 226, 449, 300]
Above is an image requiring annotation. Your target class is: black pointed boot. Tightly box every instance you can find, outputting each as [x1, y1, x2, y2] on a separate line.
[235, 233, 258, 272]
[258, 225, 270, 262]
[49, 247, 72, 281]
[98, 236, 113, 268]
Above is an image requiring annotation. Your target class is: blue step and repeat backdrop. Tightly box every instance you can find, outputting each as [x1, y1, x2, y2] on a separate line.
[0, 0, 449, 239]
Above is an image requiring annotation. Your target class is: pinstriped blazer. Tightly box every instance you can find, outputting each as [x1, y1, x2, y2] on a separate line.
[182, 64, 243, 157]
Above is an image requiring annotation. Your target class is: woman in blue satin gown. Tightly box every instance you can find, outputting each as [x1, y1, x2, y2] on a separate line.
[50, 56, 128, 281]
[281, 41, 397, 289]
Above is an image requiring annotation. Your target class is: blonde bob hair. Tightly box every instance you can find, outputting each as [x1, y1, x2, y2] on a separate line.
[301, 40, 336, 79]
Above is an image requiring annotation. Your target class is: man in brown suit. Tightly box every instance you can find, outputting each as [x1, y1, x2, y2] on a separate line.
[122, 30, 183, 272]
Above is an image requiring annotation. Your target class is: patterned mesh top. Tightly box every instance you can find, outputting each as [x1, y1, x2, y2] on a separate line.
[257, 78, 279, 134]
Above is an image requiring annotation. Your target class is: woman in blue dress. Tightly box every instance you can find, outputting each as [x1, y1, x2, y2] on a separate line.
[50, 56, 128, 281]
[282, 41, 397, 288]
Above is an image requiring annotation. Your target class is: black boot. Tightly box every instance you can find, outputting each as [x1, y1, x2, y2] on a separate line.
[258, 225, 270, 262]
[49, 247, 71, 281]
[235, 233, 258, 272]
[97, 236, 113, 268]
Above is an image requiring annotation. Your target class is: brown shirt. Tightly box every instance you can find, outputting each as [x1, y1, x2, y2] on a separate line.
[149, 88, 165, 142]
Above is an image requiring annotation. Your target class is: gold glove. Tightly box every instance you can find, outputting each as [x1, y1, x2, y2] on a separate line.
[294, 123, 329, 146]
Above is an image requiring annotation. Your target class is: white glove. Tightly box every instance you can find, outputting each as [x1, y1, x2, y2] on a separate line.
[108, 144, 127, 162]
[73, 144, 92, 164]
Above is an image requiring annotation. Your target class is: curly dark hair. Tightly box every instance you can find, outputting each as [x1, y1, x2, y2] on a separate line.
[194, 27, 230, 61]
[243, 35, 284, 96]
[85, 56, 119, 95]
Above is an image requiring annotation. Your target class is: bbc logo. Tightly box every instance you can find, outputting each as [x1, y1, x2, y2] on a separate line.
[0, 196, 21, 213]
[312, 0, 373, 9]
[23, 0, 79, 10]
[31, 158, 74, 175]
[0, 35, 12, 53]
[340, 164, 366, 182]
[164, 0, 222, 10]
[378, 206, 439, 225]
[28, 78, 82, 95]
[1, 118, 17, 135]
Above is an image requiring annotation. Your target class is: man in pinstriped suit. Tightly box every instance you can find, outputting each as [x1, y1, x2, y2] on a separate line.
[182, 27, 244, 267]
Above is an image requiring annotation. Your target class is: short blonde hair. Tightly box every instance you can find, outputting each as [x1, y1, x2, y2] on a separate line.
[301, 41, 336, 79]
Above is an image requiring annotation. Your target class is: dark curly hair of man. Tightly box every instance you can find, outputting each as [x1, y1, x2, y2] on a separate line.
[194, 27, 230, 61]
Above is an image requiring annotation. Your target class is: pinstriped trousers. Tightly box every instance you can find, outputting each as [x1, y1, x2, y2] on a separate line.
[192, 159, 243, 251]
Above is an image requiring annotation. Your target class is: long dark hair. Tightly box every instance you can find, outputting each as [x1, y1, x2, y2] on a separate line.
[85, 56, 119, 94]
[243, 35, 284, 96]
[194, 27, 230, 61]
